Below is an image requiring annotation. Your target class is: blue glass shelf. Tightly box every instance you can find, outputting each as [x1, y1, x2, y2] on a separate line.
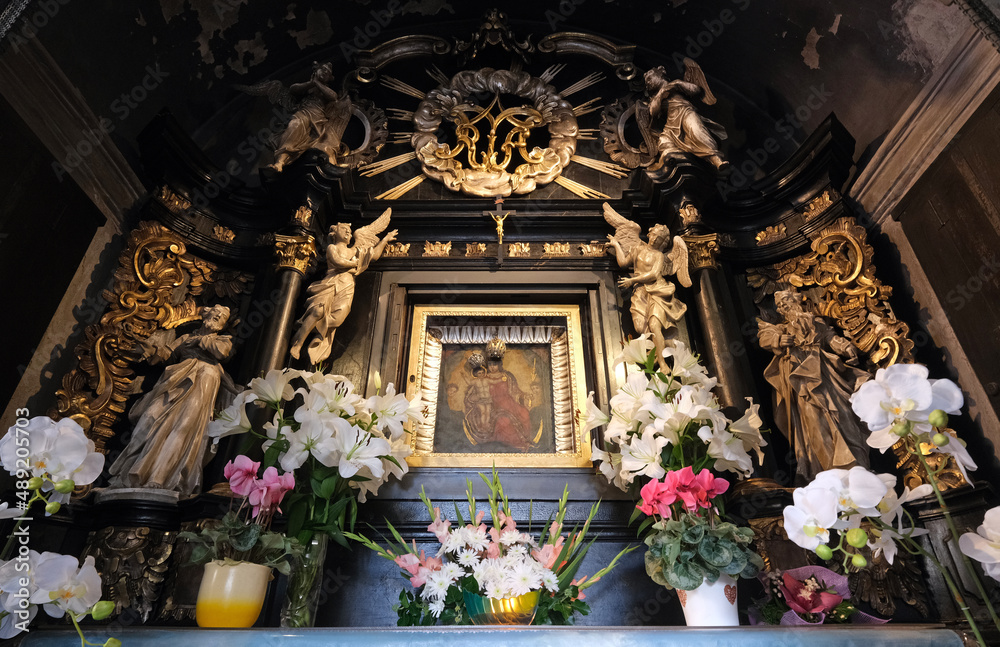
[19, 624, 963, 647]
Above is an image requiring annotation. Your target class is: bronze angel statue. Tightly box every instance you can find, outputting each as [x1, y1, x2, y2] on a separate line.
[289, 209, 398, 365]
[236, 61, 384, 171]
[604, 203, 692, 373]
[639, 58, 729, 171]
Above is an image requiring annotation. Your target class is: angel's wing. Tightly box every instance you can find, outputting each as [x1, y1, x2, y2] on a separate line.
[353, 207, 392, 249]
[233, 79, 297, 112]
[602, 202, 642, 256]
[667, 236, 692, 288]
[682, 57, 717, 106]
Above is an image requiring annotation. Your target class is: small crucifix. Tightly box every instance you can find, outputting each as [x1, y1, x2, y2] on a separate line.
[484, 196, 515, 265]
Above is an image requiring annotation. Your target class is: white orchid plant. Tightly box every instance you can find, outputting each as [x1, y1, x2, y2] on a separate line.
[781, 363, 1000, 646]
[0, 416, 118, 645]
[207, 368, 423, 547]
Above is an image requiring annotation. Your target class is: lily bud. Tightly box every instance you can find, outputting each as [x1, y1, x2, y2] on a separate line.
[892, 421, 911, 437]
[932, 433, 950, 447]
[26, 477, 43, 490]
[815, 545, 833, 560]
[851, 554, 867, 568]
[45, 501, 61, 515]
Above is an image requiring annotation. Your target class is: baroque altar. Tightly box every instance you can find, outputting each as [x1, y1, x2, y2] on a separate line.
[4, 9, 999, 644]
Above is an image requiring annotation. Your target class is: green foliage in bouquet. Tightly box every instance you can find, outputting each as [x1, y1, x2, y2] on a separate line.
[178, 511, 303, 575]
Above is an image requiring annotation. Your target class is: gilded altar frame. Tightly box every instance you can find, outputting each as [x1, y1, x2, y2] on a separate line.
[405, 304, 591, 468]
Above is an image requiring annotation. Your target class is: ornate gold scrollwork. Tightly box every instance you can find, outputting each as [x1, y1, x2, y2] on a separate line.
[802, 189, 837, 221]
[211, 225, 235, 243]
[53, 221, 251, 452]
[274, 234, 317, 275]
[293, 206, 314, 228]
[682, 233, 720, 271]
[579, 242, 607, 257]
[508, 242, 531, 258]
[384, 242, 411, 257]
[156, 186, 191, 214]
[423, 241, 452, 257]
[464, 243, 487, 257]
[542, 242, 571, 257]
[748, 216, 967, 490]
[755, 224, 787, 246]
[678, 204, 702, 228]
[748, 217, 914, 368]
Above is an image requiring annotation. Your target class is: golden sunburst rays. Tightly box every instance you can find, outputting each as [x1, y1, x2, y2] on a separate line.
[387, 108, 414, 122]
[561, 72, 605, 97]
[554, 176, 611, 199]
[358, 151, 417, 177]
[577, 128, 598, 141]
[572, 97, 604, 117]
[380, 75, 427, 100]
[569, 155, 629, 178]
[389, 131, 414, 145]
[374, 175, 426, 200]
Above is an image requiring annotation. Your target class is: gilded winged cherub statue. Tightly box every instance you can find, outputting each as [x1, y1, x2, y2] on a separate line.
[757, 289, 872, 482]
[639, 59, 729, 171]
[604, 202, 692, 373]
[237, 61, 352, 172]
[290, 209, 397, 365]
[109, 305, 236, 496]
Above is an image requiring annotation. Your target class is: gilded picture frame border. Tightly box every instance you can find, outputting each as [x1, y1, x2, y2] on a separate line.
[405, 304, 591, 468]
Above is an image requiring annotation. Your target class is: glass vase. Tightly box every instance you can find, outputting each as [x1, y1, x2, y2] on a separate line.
[280, 533, 329, 627]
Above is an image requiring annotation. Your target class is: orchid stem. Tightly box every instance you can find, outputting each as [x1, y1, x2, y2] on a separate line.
[915, 450, 1000, 636]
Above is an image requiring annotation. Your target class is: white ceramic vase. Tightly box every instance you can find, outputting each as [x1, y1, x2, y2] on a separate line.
[195, 560, 272, 628]
[677, 573, 739, 626]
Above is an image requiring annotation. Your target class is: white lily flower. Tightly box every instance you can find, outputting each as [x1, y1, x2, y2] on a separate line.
[324, 425, 391, 480]
[609, 373, 652, 420]
[307, 376, 363, 417]
[662, 341, 717, 389]
[278, 410, 339, 472]
[783, 486, 840, 550]
[612, 334, 655, 370]
[582, 391, 611, 434]
[249, 369, 296, 405]
[366, 383, 412, 439]
[30, 555, 102, 618]
[729, 398, 767, 464]
[960, 507, 1000, 581]
[704, 427, 754, 477]
[591, 440, 626, 490]
[207, 390, 258, 442]
[620, 427, 668, 482]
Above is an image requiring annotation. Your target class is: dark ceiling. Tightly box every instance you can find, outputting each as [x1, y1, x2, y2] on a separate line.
[3, 0, 972, 187]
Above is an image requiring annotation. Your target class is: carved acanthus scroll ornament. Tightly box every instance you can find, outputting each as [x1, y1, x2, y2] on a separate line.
[748, 216, 966, 490]
[53, 221, 251, 453]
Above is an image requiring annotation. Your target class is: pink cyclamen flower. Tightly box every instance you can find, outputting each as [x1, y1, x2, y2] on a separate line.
[693, 469, 729, 508]
[638, 478, 677, 518]
[223, 455, 260, 497]
[248, 467, 295, 517]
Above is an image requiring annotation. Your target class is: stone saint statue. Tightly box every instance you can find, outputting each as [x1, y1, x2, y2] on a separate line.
[604, 202, 692, 373]
[109, 305, 236, 496]
[757, 290, 872, 483]
[639, 59, 728, 171]
[289, 208, 397, 365]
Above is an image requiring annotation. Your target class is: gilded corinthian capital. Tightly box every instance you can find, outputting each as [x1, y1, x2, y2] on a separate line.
[274, 234, 318, 275]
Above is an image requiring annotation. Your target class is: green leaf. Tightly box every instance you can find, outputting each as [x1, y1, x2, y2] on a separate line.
[229, 523, 261, 552]
[666, 561, 704, 591]
[318, 474, 340, 499]
[286, 499, 309, 539]
[681, 524, 705, 545]
[699, 536, 734, 568]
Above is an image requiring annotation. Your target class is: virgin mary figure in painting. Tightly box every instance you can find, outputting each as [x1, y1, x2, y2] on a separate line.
[462, 338, 541, 451]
